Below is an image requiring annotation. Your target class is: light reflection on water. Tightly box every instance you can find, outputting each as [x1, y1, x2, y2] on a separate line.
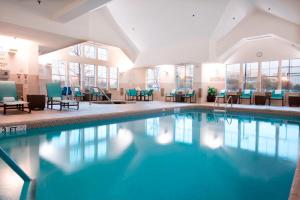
[0, 112, 299, 200]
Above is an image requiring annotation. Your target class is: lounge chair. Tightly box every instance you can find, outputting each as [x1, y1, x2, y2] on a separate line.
[216, 89, 226, 103]
[74, 87, 84, 101]
[143, 89, 154, 101]
[239, 90, 253, 104]
[183, 89, 196, 103]
[125, 89, 137, 101]
[90, 87, 103, 101]
[46, 82, 79, 111]
[269, 90, 285, 106]
[165, 89, 176, 102]
[0, 81, 31, 115]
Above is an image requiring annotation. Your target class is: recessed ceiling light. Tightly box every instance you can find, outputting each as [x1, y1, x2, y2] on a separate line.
[132, 27, 135, 31]
[268, 7, 271, 11]
[232, 17, 236, 21]
[192, 14, 195, 17]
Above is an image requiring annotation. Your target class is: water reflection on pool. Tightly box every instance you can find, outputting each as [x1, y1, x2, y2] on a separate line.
[0, 111, 299, 200]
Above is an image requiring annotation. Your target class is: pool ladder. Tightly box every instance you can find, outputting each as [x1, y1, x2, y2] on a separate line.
[0, 147, 31, 182]
[213, 96, 233, 113]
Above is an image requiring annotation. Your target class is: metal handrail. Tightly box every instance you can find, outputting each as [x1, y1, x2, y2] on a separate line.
[0, 147, 30, 182]
[226, 96, 233, 108]
[99, 88, 114, 104]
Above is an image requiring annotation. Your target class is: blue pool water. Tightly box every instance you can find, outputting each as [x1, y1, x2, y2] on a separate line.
[0, 110, 299, 200]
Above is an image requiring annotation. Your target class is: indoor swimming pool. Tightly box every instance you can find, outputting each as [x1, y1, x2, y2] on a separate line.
[0, 110, 299, 200]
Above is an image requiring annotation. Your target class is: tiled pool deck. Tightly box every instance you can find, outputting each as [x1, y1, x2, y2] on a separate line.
[1, 101, 300, 200]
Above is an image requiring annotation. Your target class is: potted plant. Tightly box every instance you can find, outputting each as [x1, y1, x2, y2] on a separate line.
[207, 87, 217, 102]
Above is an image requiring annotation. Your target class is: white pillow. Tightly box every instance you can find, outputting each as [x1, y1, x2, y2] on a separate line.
[188, 89, 194, 95]
[93, 88, 99, 93]
[244, 90, 250, 94]
[74, 88, 79, 92]
[220, 89, 225, 93]
[171, 89, 176, 94]
[52, 97, 62, 101]
[3, 97, 16, 102]
[275, 90, 281, 95]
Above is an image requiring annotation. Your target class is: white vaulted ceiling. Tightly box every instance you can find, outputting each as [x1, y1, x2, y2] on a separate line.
[0, 0, 299, 65]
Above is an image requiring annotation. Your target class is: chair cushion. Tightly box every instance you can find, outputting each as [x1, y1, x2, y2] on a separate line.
[74, 87, 80, 92]
[244, 90, 250, 95]
[93, 88, 99, 93]
[52, 97, 62, 101]
[275, 90, 282, 95]
[3, 97, 16, 102]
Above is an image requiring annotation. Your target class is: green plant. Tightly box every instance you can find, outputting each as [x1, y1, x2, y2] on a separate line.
[207, 87, 217, 97]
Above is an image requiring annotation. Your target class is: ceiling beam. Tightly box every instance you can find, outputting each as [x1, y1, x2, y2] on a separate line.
[52, 0, 112, 23]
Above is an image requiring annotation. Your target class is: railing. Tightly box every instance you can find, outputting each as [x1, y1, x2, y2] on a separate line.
[99, 88, 114, 104]
[213, 96, 233, 113]
[0, 147, 30, 182]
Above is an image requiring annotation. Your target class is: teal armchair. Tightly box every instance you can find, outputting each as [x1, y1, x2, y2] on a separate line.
[89, 87, 103, 101]
[165, 89, 176, 102]
[74, 87, 84, 101]
[143, 89, 154, 101]
[125, 89, 138, 101]
[216, 89, 227, 103]
[270, 90, 285, 106]
[183, 89, 196, 103]
[46, 82, 79, 110]
[239, 90, 253, 104]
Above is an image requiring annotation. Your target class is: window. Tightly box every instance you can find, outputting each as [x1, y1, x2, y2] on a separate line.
[83, 64, 95, 87]
[281, 59, 300, 91]
[258, 122, 276, 156]
[84, 45, 96, 59]
[52, 61, 66, 84]
[226, 64, 240, 91]
[261, 61, 279, 91]
[109, 67, 118, 89]
[69, 44, 81, 56]
[243, 62, 258, 90]
[146, 118, 160, 136]
[240, 120, 256, 151]
[69, 62, 81, 87]
[175, 115, 193, 144]
[98, 66, 107, 89]
[98, 48, 108, 61]
[278, 124, 299, 161]
[224, 119, 239, 148]
[175, 65, 194, 90]
[147, 67, 160, 90]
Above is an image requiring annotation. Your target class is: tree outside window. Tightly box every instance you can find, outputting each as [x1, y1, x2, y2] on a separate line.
[52, 61, 66, 84]
[175, 65, 194, 91]
[69, 62, 81, 87]
[83, 64, 95, 88]
[98, 48, 108, 61]
[98, 66, 108, 89]
[281, 59, 300, 91]
[147, 67, 160, 91]
[261, 61, 279, 91]
[109, 67, 119, 89]
[243, 63, 258, 90]
[226, 64, 240, 91]
[84, 45, 96, 59]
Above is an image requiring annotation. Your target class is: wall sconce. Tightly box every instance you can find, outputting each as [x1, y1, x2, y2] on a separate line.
[17, 73, 21, 79]
[24, 74, 28, 80]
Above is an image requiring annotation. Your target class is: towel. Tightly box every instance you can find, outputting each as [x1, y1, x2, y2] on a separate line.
[3, 97, 16, 102]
